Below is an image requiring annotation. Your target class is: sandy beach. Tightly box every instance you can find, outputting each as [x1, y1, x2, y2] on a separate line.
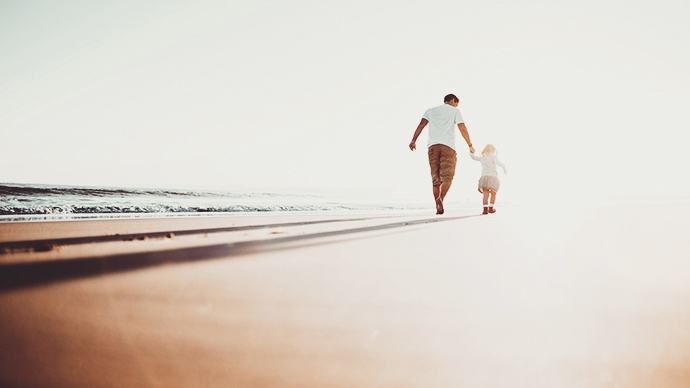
[1, 202, 689, 387]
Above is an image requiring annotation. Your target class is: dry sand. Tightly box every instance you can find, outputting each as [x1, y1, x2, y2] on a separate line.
[1, 203, 689, 387]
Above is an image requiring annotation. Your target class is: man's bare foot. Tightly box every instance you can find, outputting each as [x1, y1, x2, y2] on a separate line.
[435, 197, 444, 215]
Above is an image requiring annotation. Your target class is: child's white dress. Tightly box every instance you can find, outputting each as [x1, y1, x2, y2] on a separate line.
[469, 153, 505, 193]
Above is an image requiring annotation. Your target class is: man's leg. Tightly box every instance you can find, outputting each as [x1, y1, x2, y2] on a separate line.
[439, 181, 452, 201]
[433, 185, 442, 215]
[428, 146, 444, 214]
[433, 181, 452, 215]
[435, 146, 457, 215]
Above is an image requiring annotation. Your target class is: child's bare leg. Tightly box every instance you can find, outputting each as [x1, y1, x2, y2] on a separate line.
[481, 190, 490, 214]
[488, 191, 497, 213]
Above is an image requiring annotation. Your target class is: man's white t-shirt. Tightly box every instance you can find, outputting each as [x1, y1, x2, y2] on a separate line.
[422, 104, 465, 152]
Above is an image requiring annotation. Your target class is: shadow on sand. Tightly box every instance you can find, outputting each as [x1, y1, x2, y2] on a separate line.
[0, 215, 481, 292]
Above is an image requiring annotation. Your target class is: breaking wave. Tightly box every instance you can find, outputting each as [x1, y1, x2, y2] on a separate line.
[0, 183, 417, 217]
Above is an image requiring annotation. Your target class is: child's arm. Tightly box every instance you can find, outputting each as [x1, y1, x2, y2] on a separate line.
[494, 156, 507, 174]
[469, 152, 480, 160]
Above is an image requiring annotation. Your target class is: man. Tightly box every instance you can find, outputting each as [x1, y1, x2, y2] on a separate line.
[409, 94, 475, 215]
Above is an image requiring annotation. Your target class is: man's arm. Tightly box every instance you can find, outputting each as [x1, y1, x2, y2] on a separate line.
[409, 118, 428, 151]
[457, 123, 475, 154]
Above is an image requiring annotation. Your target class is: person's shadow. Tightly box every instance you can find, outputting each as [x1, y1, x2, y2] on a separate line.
[0, 215, 480, 292]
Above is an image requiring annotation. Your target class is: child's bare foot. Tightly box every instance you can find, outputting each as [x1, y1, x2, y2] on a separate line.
[435, 197, 444, 215]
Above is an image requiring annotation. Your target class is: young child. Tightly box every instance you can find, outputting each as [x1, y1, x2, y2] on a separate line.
[470, 144, 507, 214]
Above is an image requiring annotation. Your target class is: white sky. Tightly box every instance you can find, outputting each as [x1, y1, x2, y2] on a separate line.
[2, 0, 689, 204]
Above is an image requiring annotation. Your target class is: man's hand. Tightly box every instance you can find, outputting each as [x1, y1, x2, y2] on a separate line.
[410, 119, 427, 152]
[469, 145, 475, 153]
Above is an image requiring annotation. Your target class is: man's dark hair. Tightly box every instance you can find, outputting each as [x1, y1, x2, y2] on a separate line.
[444, 94, 459, 103]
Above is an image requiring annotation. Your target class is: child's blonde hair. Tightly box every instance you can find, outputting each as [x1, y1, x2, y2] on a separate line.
[481, 144, 496, 156]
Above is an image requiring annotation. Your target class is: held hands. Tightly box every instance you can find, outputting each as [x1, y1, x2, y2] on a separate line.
[469, 145, 475, 153]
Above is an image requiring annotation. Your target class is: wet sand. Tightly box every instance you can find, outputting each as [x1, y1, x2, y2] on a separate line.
[1, 204, 689, 387]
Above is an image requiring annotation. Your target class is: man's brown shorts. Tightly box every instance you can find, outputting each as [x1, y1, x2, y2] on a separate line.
[428, 144, 457, 186]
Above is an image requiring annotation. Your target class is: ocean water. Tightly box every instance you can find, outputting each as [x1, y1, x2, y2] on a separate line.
[0, 183, 434, 222]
